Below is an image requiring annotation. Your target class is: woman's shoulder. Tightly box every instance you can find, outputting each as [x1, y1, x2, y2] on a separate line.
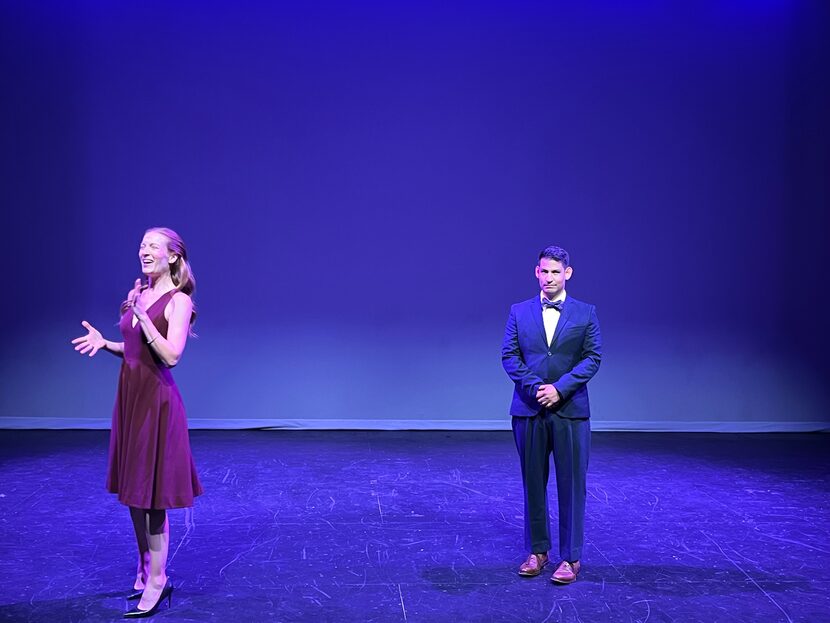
[163, 290, 193, 321]
[169, 290, 193, 307]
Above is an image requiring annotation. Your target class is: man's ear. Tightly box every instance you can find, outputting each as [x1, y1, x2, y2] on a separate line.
[565, 266, 573, 280]
[534, 265, 541, 279]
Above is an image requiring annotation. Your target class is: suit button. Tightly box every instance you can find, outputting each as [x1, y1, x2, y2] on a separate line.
[547, 352, 552, 356]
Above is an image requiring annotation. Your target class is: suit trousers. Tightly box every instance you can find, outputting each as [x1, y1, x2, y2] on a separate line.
[512, 411, 590, 561]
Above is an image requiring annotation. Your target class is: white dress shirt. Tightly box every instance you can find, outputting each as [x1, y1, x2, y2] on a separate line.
[541, 291, 567, 347]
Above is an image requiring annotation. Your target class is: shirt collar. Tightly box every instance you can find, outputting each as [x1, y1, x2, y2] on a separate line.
[540, 290, 567, 306]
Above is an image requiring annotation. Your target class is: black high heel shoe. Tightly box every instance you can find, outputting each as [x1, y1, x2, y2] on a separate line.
[123, 580, 173, 618]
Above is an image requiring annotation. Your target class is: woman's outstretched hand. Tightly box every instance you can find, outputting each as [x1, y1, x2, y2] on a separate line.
[72, 321, 105, 357]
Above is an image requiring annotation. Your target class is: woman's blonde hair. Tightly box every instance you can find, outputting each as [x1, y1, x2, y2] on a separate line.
[146, 227, 196, 297]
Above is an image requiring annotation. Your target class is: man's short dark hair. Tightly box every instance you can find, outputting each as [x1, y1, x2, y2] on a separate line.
[538, 246, 570, 267]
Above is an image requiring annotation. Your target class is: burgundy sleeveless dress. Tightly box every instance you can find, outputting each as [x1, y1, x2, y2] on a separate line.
[106, 290, 203, 509]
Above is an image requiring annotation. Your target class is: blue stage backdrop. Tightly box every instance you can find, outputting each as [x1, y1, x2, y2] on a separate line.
[2, 2, 828, 431]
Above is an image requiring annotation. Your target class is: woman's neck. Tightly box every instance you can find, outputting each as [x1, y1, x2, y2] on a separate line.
[147, 273, 175, 292]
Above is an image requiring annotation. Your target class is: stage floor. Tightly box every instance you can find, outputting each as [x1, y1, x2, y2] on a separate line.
[0, 430, 827, 623]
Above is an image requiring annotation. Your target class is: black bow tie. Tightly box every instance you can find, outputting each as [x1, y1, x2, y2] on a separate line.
[542, 299, 564, 312]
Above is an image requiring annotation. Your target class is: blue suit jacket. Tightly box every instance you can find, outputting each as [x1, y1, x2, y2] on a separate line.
[502, 295, 602, 419]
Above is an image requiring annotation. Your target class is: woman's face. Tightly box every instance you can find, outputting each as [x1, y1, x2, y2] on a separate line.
[138, 231, 174, 278]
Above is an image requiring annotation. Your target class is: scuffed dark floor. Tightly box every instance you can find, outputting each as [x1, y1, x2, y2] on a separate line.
[0, 430, 828, 622]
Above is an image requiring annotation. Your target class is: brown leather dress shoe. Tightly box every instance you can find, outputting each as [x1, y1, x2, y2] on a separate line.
[518, 553, 549, 577]
[551, 560, 581, 584]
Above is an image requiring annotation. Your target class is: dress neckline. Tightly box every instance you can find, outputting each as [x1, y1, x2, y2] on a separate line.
[141, 289, 175, 312]
[130, 290, 174, 328]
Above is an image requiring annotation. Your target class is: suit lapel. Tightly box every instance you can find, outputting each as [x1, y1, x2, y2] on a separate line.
[549, 297, 573, 348]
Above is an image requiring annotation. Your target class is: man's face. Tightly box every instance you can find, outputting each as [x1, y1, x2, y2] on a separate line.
[535, 257, 572, 300]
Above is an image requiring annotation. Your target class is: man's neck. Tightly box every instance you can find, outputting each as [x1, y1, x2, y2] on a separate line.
[541, 290, 567, 303]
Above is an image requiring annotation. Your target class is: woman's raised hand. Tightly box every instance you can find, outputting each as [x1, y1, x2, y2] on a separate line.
[126, 279, 148, 320]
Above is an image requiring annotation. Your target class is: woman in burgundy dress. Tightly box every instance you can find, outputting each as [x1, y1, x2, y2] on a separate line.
[72, 227, 203, 618]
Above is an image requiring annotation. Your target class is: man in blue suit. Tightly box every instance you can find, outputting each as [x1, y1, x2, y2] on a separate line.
[502, 245, 602, 584]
